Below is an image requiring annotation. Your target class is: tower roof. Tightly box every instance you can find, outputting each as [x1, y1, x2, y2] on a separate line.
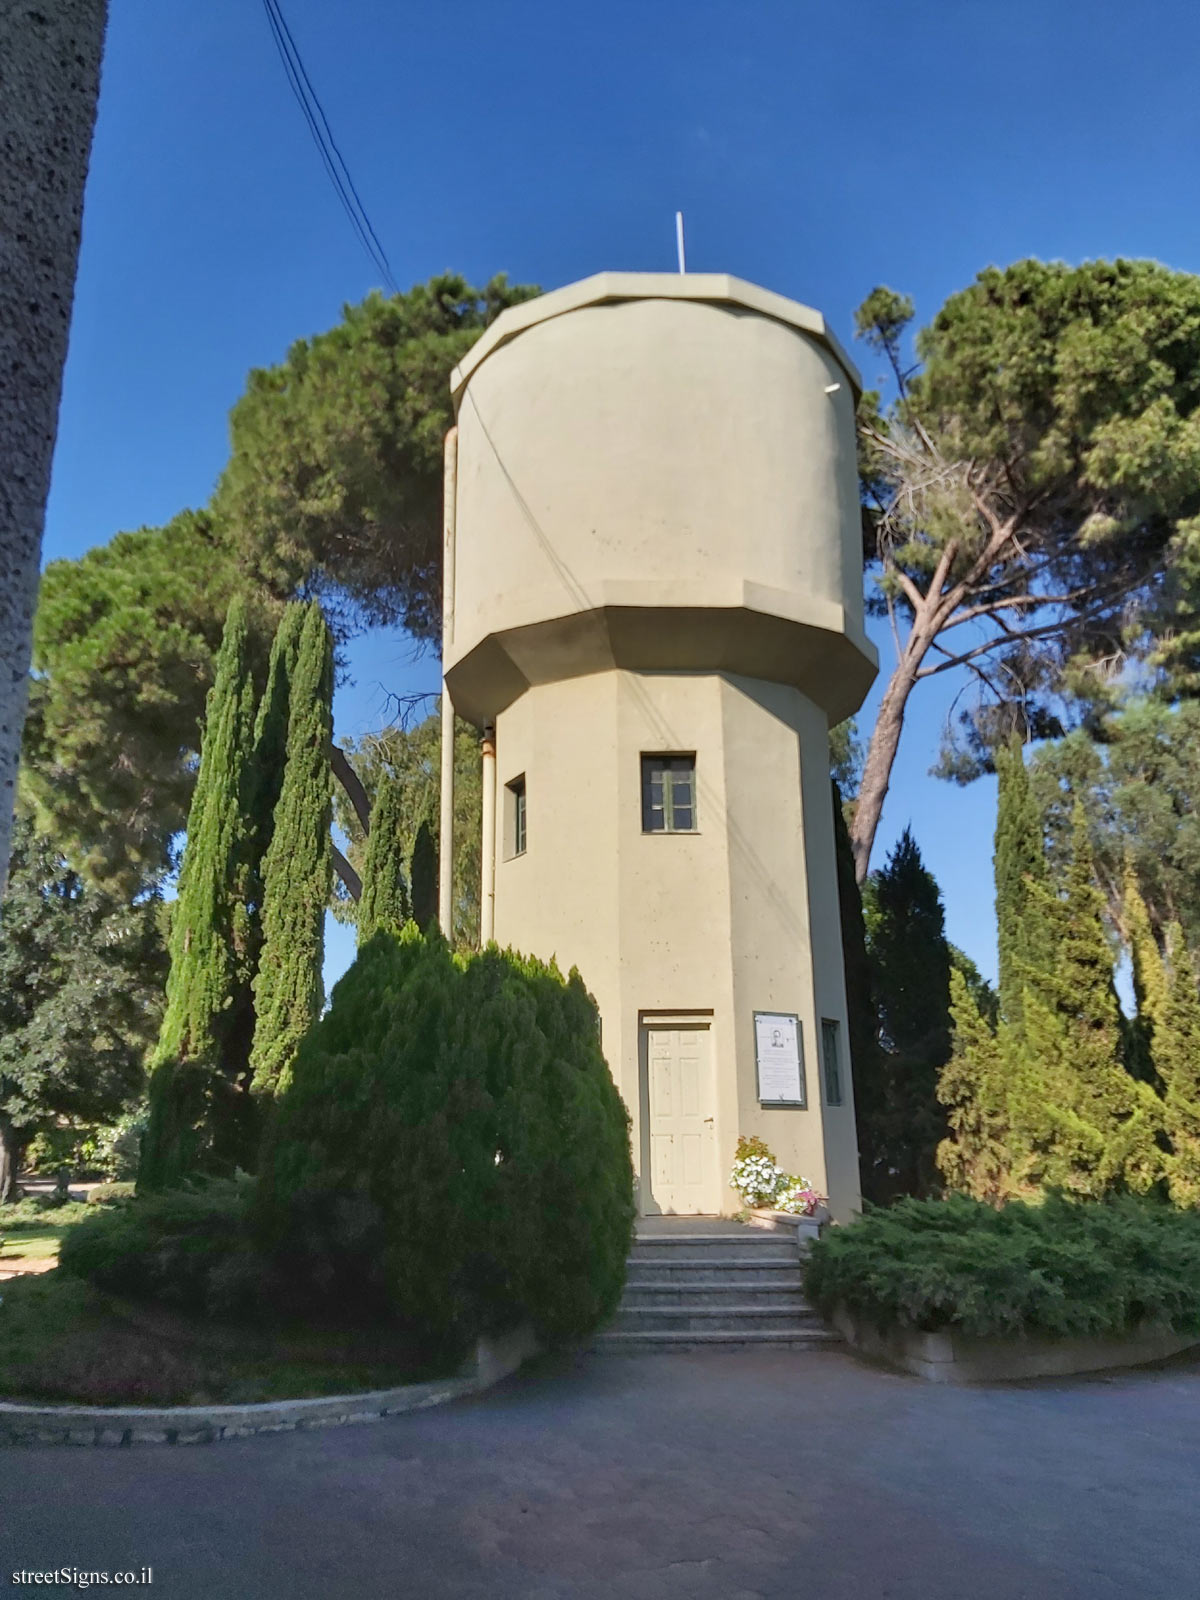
[450, 272, 862, 405]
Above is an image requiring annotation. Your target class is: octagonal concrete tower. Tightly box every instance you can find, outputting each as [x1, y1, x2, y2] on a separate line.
[443, 273, 878, 1220]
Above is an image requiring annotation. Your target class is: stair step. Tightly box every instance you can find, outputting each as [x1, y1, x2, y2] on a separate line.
[631, 1238, 796, 1261]
[594, 1328, 841, 1353]
[626, 1260, 803, 1285]
[622, 1282, 808, 1309]
[611, 1305, 822, 1333]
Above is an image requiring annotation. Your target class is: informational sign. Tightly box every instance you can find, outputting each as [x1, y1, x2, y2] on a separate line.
[754, 1012, 806, 1107]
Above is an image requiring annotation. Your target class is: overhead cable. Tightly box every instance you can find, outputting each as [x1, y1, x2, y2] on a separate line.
[260, 0, 400, 294]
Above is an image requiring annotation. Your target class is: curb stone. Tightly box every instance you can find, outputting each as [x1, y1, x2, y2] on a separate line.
[0, 1325, 540, 1447]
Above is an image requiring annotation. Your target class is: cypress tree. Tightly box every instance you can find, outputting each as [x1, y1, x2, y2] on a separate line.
[1123, 858, 1168, 1086]
[140, 598, 260, 1188]
[250, 603, 333, 1096]
[249, 603, 306, 860]
[832, 780, 885, 1204]
[994, 737, 1045, 1032]
[865, 828, 953, 1199]
[410, 818, 438, 931]
[937, 967, 1014, 1205]
[358, 774, 411, 944]
[1156, 923, 1200, 1207]
[1013, 806, 1161, 1197]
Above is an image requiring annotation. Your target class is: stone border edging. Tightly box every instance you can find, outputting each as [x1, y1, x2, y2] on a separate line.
[832, 1307, 1200, 1383]
[0, 1324, 540, 1447]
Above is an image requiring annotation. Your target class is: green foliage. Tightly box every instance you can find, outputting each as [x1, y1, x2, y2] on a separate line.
[1156, 924, 1200, 1207]
[861, 828, 952, 1199]
[1, 816, 164, 1200]
[853, 260, 1200, 868]
[805, 1192, 1200, 1340]
[410, 819, 437, 931]
[250, 604, 334, 1096]
[994, 737, 1046, 1032]
[828, 719, 864, 805]
[215, 274, 539, 642]
[333, 710, 482, 946]
[1122, 859, 1167, 1087]
[937, 969, 1014, 1205]
[832, 780, 884, 1198]
[60, 1177, 267, 1320]
[256, 928, 634, 1356]
[1012, 808, 1161, 1198]
[86, 1182, 137, 1206]
[23, 512, 280, 895]
[141, 599, 263, 1190]
[1032, 700, 1200, 956]
[357, 774, 410, 944]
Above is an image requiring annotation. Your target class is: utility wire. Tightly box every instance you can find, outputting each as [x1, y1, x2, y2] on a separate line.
[261, 0, 400, 294]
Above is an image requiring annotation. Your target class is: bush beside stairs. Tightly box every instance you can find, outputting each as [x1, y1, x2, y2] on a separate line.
[594, 1223, 841, 1353]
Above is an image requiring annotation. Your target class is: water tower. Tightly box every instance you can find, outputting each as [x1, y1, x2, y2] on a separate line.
[438, 273, 877, 1220]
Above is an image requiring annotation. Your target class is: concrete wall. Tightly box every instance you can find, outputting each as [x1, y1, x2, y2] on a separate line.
[445, 277, 876, 729]
[491, 668, 860, 1222]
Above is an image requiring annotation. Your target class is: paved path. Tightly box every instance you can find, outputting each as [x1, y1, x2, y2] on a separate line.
[3, 1345, 1199, 1598]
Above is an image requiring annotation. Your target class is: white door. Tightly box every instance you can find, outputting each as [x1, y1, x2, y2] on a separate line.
[644, 1026, 717, 1214]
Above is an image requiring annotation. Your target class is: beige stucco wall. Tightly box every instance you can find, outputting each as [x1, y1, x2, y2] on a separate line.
[490, 668, 860, 1222]
[451, 273, 875, 1223]
[445, 278, 876, 729]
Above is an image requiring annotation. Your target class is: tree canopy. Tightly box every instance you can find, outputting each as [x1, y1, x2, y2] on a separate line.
[24, 274, 537, 896]
[852, 258, 1200, 879]
[1, 814, 165, 1200]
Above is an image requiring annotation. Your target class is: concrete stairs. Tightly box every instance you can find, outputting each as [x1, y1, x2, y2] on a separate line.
[594, 1225, 840, 1353]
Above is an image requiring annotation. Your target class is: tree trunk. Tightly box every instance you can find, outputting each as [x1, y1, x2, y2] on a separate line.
[0, 1113, 21, 1205]
[329, 743, 371, 835]
[849, 652, 924, 884]
[0, 1, 107, 895]
[331, 841, 362, 901]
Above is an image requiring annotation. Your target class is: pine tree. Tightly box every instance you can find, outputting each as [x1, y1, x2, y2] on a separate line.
[250, 603, 333, 1096]
[1012, 806, 1161, 1198]
[410, 818, 437, 932]
[358, 774, 411, 944]
[864, 828, 953, 1198]
[1156, 923, 1200, 1207]
[994, 737, 1045, 1032]
[140, 598, 261, 1189]
[937, 968, 1015, 1204]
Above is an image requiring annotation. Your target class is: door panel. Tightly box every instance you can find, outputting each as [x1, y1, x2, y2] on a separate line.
[644, 1025, 716, 1214]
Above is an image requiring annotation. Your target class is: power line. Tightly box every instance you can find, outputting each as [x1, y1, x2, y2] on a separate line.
[260, 0, 400, 295]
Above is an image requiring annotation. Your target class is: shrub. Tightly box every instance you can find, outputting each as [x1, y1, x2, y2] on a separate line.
[59, 1177, 270, 1321]
[86, 1182, 137, 1206]
[255, 928, 634, 1356]
[805, 1193, 1200, 1341]
[94, 1111, 148, 1179]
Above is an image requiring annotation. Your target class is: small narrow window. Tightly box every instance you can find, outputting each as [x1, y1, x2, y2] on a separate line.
[641, 754, 697, 833]
[821, 1018, 843, 1107]
[505, 775, 527, 858]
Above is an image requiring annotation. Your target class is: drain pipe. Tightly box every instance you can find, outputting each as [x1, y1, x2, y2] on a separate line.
[480, 723, 497, 944]
[438, 427, 458, 937]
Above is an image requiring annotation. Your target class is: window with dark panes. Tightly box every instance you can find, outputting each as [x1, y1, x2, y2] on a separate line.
[506, 775, 527, 857]
[641, 755, 697, 833]
[821, 1018, 843, 1107]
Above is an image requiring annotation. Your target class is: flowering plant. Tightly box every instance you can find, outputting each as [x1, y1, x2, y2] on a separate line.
[730, 1135, 827, 1217]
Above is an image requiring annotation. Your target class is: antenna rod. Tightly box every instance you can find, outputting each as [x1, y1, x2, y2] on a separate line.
[675, 211, 686, 274]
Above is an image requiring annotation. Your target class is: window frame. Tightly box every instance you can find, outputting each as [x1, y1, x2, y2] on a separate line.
[820, 1017, 844, 1107]
[505, 774, 527, 859]
[640, 753, 698, 834]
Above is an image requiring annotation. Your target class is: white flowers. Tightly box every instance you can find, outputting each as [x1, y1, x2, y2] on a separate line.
[730, 1142, 826, 1216]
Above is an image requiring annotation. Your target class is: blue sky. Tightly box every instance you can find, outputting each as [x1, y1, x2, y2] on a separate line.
[43, 0, 1200, 991]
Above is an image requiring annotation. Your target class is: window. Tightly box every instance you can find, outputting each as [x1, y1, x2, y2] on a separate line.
[821, 1018, 843, 1107]
[505, 775, 527, 858]
[641, 754, 697, 833]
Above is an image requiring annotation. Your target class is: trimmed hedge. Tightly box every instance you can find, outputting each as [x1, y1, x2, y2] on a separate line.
[255, 928, 634, 1355]
[805, 1193, 1200, 1341]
